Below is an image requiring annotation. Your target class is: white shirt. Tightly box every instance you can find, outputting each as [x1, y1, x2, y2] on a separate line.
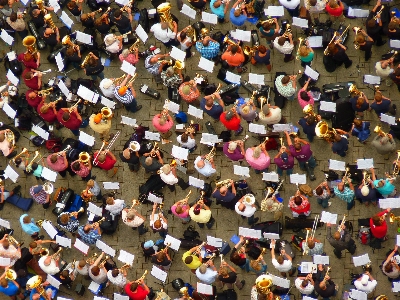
[180, 36, 192, 51]
[279, 0, 300, 9]
[150, 214, 168, 230]
[105, 199, 125, 215]
[107, 270, 127, 288]
[75, 261, 89, 276]
[194, 156, 216, 177]
[295, 278, 314, 295]
[38, 256, 60, 275]
[354, 279, 377, 294]
[160, 171, 179, 185]
[272, 258, 292, 272]
[195, 267, 218, 284]
[89, 267, 108, 284]
[273, 37, 295, 55]
[177, 135, 196, 149]
[150, 23, 176, 43]
[259, 107, 282, 125]
[99, 79, 115, 99]
[235, 202, 256, 218]
[375, 61, 394, 78]
[104, 34, 122, 53]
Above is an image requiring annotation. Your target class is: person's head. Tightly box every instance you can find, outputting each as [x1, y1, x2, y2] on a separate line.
[328, 0, 338, 8]
[161, 164, 171, 174]
[278, 36, 286, 46]
[102, 79, 113, 90]
[98, 153, 106, 163]
[32, 8, 40, 17]
[294, 196, 302, 206]
[184, 256, 193, 264]
[60, 270, 69, 279]
[234, 8, 241, 17]
[230, 45, 239, 54]
[91, 266, 100, 276]
[252, 146, 261, 159]
[72, 161, 81, 171]
[378, 179, 385, 187]
[180, 31, 187, 41]
[258, 45, 267, 54]
[145, 157, 153, 166]
[360, 274, 369, 285]
[106, 197, 114, 205]
[356, 96, 364, 109]
[205, 97, 214, 108]
[294, 142, 302, 151]
[45, 28, 54, 36]
[281, 75, 290, 85]
[301, 279, 309, 287]
[213, 0, 221, 8]
[180, 132, 189, 143]
[175, 205, 183, 214]
[114, 9, 122, 18]
[126, 211, 136, 220]
[262, 22, 273, 31]
[196, 159, 205, 169]
[367, 19, 376, 28]
[9, 12, 17, 22]
[159, 115, 167, 126]
[327, 43, 338, 55]
[50, 154, 58, 164]
[228, 142, 238, 151]
[380, 136, 389, 145]
[24, 71, 34, 80]
[59, 213, 70, 225]
[372, 214, 384, 226]
[166, 66, 174, 76]
[355, 33, 365, 45]
[219, 267, 229, 276]
[193, 204, 201, 215]
[299, 45, 310, 57]
[23, 52, 33, 63]
[0, 278, 7, 288]
[67, 0, 77, 9]
[154, 219, 162, 229]
[219, 186, 228, 195]
[2, 239, 9, 250]
[319, 281, 326, 289]
[161, 22, 168, 30]
[40, 104, 49, 114]
[78, 260, 86, 268]
[202, 37, 210, 47]
[182, 85, 191, 95]
[121, 49, 130, 58]
[0, 132, 4, 143]
[262, 104, 270, 116]
[29, 242, 38, 249]
[337, 182, 344, 192]
[307, 238, 315, 249]
[44, 256, 52, 266]
[309, 0, 317, 6]
[62, 111, 71, 122]
[83, 224, 91, 233]
[130, 282, 139, 292]
[225, 111, 234, 120]
[300, 90, 310, 101]
[388, 21, 397, 31]
[374, 92, 382, 103]
[14, 157, 22, 166]
[276, 255, 284, 265]
[361, 185, 370, 196]
[353, 118, 362, 128]
[384, 261, 394, 273]
[111, 269, 120, 278]
[31, 163, 38, 171]
[242, 105, 250, 114]
[306, 115, 317, 125]
[199, 264, 208, 274]
[23, 216, 31, 224]
[333, 231, 341, 240]
[315, 186, 323, 196]
[156, 252, 165, 261]
[88, 57, 97, 67]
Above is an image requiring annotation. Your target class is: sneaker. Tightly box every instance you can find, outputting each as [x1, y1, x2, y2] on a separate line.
[135, 105, 143, 112]
[239, 280, 246, 290]
[328, 202, 332, 207]
[252, 217, 259, 224]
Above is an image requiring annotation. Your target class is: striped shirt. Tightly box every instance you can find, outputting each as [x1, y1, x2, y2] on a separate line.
[29, 187, 48, 205]
[114, 86, 134, 104]
[145, 55, 161, 75]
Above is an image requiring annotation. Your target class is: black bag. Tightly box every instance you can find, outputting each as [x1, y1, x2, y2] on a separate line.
[138, 8, 149, 33]
[252, 221, 283, 236]
[323, 55, 337, 73]
[331, 98, 355, 132]
[317, 93, 335, 120]
[201, 183, 213, 198]
[183, 225, 200, 240]
[179, 238, 203, 249]
[32, 136, 45, 147]
[211, 31, 225, 46]
[204, 84, 217, 96]
[4, 56, 22, 76]
[217, 289, 237, 300]
[285, 216, 323, 231]
[220, 241, 231, 255]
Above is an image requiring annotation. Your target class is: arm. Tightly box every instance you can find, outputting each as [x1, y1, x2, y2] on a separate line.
[93, 252, 104, 266]
[284, 131, 292, 146]
[230, 180, 236, 195]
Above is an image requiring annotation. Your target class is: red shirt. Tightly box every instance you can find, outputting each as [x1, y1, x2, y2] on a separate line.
[370, 209, 389, 239]
[37, 102, 57, 123]
[93, 151, 116, 171]
[26, 90, 42, 109]
[17, 53, 39, 69]
[124, 284, 149, 300]
[56, 109, 82, 130]
[325, 3, 344, 17]
[220, 112, 241, 130]
[22, 68, 40, 90]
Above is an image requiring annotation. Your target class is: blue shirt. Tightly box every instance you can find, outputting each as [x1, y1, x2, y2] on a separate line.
[333, 186, 354, 203]
[0, 281, 19, 296]
[373, 179, 395, 196]
[196, 41, 220, 60]
[20, 214, 40, 235]
[200, 98, 223, 120]
[370, 99, 391, 116]
[212, 190, 236, 203]
[230, 8, 247, 26]
[349, 97, 369, 112]
[210, 0, 225, 18]
[259, 27, 275, 37]
[332, 134, 349, 156]
[298, 118, 316, 137]
[77, 225, 101, 244]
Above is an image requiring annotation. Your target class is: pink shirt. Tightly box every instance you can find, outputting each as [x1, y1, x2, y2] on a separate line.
[171, 204, 190, 219]
[245, 148, 270, 170]
[119, 53, 139, 65]
[297, 90, 315, 109]
[71, 161, 90, 178]
[152, 115, 173, 134]
[46, 156, 68, 172]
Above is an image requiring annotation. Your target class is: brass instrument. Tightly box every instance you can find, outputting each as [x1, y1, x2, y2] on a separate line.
[362, 170, 371, 186]
[27, 275, 45, 296]
[324, 33, 337, 55]
[260, 187, 274, 212]
[37, 87, 53, 97]
[35, 0, 46, 14]
[191, 242, 206, 255]
[315, 121, 337, 142]
[22, 36, 38, 58]
[57, 145, 71, 157]
[338, 215, 346, 232]
[6, 235, 21, 247]
[126, 73, 138, 85]
[78, 151, 90, 165]
[42, 182, 54, 194]
[112, 74, 126, 85]
[163, 242, 171, 253]
[51, 247, 63, 260]
[185, 120, 196, 135]
[335, 25, 350, 45]
[44, 14, 57, 30]
[303, 104, 317, 118]
[90, 217, 106, 229]
[322, 267, 331, 283]
[257, 17, 275, 27]
[68, 99, 81, 113]
[130, 199, 140, 209]
[237, 240, 249, 255]
[101, 107, 112, 120]
[158, 58, 173, 65]
[255, 248, 267, 261]
[4, 129, 15, 148]
[86, 252, 98, 264]
[255, 274, 273, 295]
[373, 5, 384, 20]
[349, 84, 362, 97]
[223, 36, 240, 47]
[205, 253, 216, 266]
[69, 207, 84, 217]
[296, 37, 305, 60]
[393, 150, 400, 176]
[215, 179, 232, 189]
[11, 147, 28, 164]
[303, 215, 319, 255]
[184, 24, 197, 42]
[36, 219, 49, 228]
[121, 0, 134, 12]
[81, 188, 93, 202]
[98, 255, 110, 268]
[62, 35, 77, 49]
[129, 39, 140, 53]
[374, 125, 388, 138]
[40, 248, 50, 257]
[173, 60, 185, 70]
[81, 54, 90, 68]
[180, 286, 193, 300]
[26, 151, 41, 173]
[204, 146, 216, 162]
[5, 269, 17, 280]
[282, 24, 292, 38]
[149, 142, 160, 158]
[135, 270, 148, 282]
[157, 3, 175, 30]
[353, 26, 362, 49]
[389, 213, 400, 225]
[279, 137, 284, 148]
[243, 45, 258, 57]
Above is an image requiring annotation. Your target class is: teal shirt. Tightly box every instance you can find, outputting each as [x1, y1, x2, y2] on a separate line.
[300, 52, 314, 63]
[33, 164, 43, 177]
[210, 0, 225, 18]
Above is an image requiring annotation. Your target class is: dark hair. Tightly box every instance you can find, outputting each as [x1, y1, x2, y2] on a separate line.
[15, 157, 22, 165]
[180, 31, 187, 40]
[91, 266, 100, 276]
[384, 262, 394, 273]
[31, 163, 38, 171]
[130, 282, 139, 292]
[181, 132, 188, 143]
[66, 47, 75, 57]
[300, 91, 310, 101]
[356, 97, 364, 109]
[258, 45, 267, 54]
[67, 1, 77, 9]
[327, 43, 338, 55]
[113, 9, 122, 18]
[395, 68, 400, 77]
[62, 112, 70, 122]
[24, 71, 33, 80]
[294, 196, 302, 205]
[309, 0, 317, 6]
[278, 36, 286, 46]
[72, 162, 81, 171]
[262, 22, 273, 31]
[184, 256, 193, 264]
[88, 57, 97, 67]
[306, 115, 317, 125]
[281, 76, 290, 84]
[61, 270, 69, 278]
[315, 186, 323, 196]
[354, 118, 362, 128]
[111, 269, 120, 277]
[231, 45, 239, 54]
[367, 19, 375, 28]
[9, 12, 17, 22]
[389, 22, 396, 30]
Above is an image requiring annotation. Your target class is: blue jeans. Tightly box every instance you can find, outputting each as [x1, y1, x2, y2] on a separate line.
[277, 167, 293, 176]
[317, 196, 330, 208]
[306, 133, 315, 142]
[255, 167, 268, 174]
[91, 72, 105, 80]
[124, 100, 138, 112]
[299, 156, 316, 170]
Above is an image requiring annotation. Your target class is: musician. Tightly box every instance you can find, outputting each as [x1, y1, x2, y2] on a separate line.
[120, 141, 140, 172]
[22, 69, 42, 90]
[177, 28, 193, 58]
[57, 212, 80, 233]
[94, 12, 112, 36]
[0, 129, 15, 158]
[229, 0, 247, 28]
[349, 94, 370, 119]
[375, 57, 394, 86]
[107, 267, 127, 291]
[0, 268, 25, 300]
[93, 150, 117, 176]
[89, 252, 108, 286]
[0, 235, 21, 266]
[86, 179, 103, 201]
[25, 90, 43, 110]
[124, 276, 150, 300]
[274, 148, 294, 177]
[89, 113, 112, 141]
[150, 203, 168, 238]
[371, 90, 395, 117]
[105, 196, 124, 217]
[295, 274, 316, 297]
[29, 185, 51, 209]
[387, 21, 400, 40]
[326, 222, 355, 258]
[77, 222, 102, 244]
[200, 92, 225, 121]
[371, 168, 396, 198]
[152, 250, 172, 271]
[258, 103, 282, 125]
[30, 284, 53, 300]
[56, 107, 83, 136]
[245, 143, 271, 174]
[81, 12, 95, 29]
[150, 21, 178, 48]
[140, 152, 163, 173]
[212, 180, 237, 209]
[177, 132, 197, 152]
[42, 27, 60, 50]
[189, 199, 215, 228]
[382, 245, 400, 280]
[196, 261, 218, 284]
[120, 48, 139, 65]
[114, 74, 142, 113]
[334, 178, 355, 210]
[19, 214, 42, 240]
[355, 178, 378, 206]
[37, 99, 58, 124]
[159, 164, 179, 188]
[6, 12, 28, 39]
[354, 272, 378, 294]
[288, 192, 311, 217]
[366, 0, 386, 47]
[221, 44, 246, 73]
[313, 181, 332, 208]
[273, 32, 295, 62]
[308, 0, 326, 22]
[286, 132, 316, 173]
[0, 0, 15, 16]
[314, 265, 337, 298]
[104, 34, 123, 54]
[298, 40, 314, 68]
[110, 8, 132, 34]
[326, 42, 352, 69]
[195, 36, 220, 60]
[210, 0, 229, 23]
[18, 52, 40, 69]
[171, 197, 191, 224]
[38, 255, 60, 275]
[84, 52, 105, 81]
[220, 110, 243, 135]
[371, 133, 396, 159]
[355, 29, 374, 61]
[235, 196, 259, 225]
[178, 80, 200, 104]
[122, 207, 148, 235]
[161, 66, 183, 100]
[144, 53, 170, 82]
[270, 239, 295, 277]
[152, 111, 174, 140]
[66, 0, 83, 20]
[194, 155, 217, 178]
[325, 0, 344, 23]
[99, 78, 116, 99]
[216, 261, 245, 290]
[75, 260, 89, 277]
[297, 79, 314, 109]
[64, 45, 82, 70]
[370, 208, 391, 241]
[251, 45, 271, 71]
[223, 140, 245, 162]
[390, 66, 400, 92]
[46, 151, 69, 178]
[29, 8, 45, 28]
[331, 130, 349, 157]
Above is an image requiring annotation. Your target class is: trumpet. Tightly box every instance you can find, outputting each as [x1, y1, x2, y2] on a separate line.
[163, 242, 171, 253]
[220, 254, 224, 264]
[69, 207, 85, 217]
[26, 151, 41, 173]
[81, 54, 90, 68]
[374, 125, 387, 137]
[121, 0, 134, 12]
[135, 270, 148, 283]
[86, 252, 98, 264]
[255, 248, 267, 262]
[51, 247, 63, 260]
[205, 253, 216, 266]
[57, 145, 71, 157]
[81, 188, 93, 202]
[338, 215, 346, 232]
[120, 264, 131, 271]
[90, 217, 106, 229]
[342, 167, 350, 182]
[237, 240, 249, 255]
[322, 267, 331, 283]
[11, 147, 28, 164]
[362, 170, 371, 186]
[373, 5, 384, 20]
[6, 235, 21, 247]
[191, 242, 206, 255]
[37, 87, 53, 97]
[99, 255, 110, 268]
[130, 199, 140, 209]
[158, 58, 173, 65]
[393, 150, 400, 176]
[205, 146, 216, 162]
[279, 137, 284, 147]
[69, 99, 81, 113]
[114, 31, 132, 40]
[215, 179, 232, 189]
[129, 39, 140, 53]
[112, 74, 126, 85]
[126, 73, 138, 85]
[149, 142, 160, 158]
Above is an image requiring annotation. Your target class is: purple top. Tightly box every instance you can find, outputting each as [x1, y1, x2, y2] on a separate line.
[297, 90, 314, 109]
[274, 155, 295, 170]
[289, 144, 313, 162]
[223, 143, 244, 161]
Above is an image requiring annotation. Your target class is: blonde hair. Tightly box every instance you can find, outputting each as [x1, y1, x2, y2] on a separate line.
[161, 164, 171, 174]
[299, 45, 310, 57]
[252, 147, 261, 158]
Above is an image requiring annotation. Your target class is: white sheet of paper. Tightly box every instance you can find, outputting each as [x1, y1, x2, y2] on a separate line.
[176, 124, 184, 130]
[356, 158, 374, 169]
[115, 0, 129, 5]
[32, 125, 50, 141]
[305, 65, 320, 81]
[42, 220, 58, 239]
[60, 11, 74, 29]
[56, 235, 71, 248]
[233, 165, 250, 177]
[201, 12, 218, 24]
[7, 51, 16, 61]
[96, 239, 116, 257]
[200, 133, 221, 144]
[145, 131, 161, 141]
[265, 6, 284, 16]
[121, 60, 136, 76]
[225, 71, 241, 84]
[58, 80, 70, 97]
[292, 17, 309, 28]
[181, 4, 196, 19]
[118, 249, 135, 265]
[263, 232, 280, 239]
[248, 73, 265, 85]
[164, 100, 180, 114]
[320, 211, 338, 224]
[121, 116, 137, 126]
[390, 40, 400, 48]
[100, 97, 116, 109]
[0, 218, 11, 229]
[188, 105, 204, 119]
[290, 173, 307, 184]
[3, 165, 19, 183]
[6, 69, 19, 87]
[88, 281, 100, 293]
[172, 145, 189, 161]
[320, 101, 337, 112]
[74, 238, 89, 254]
[307, 36, 323, 48]
[262, 172, 279, 182]
[233, 29, 251, 42]
[170, 46, 186, 62]
[151, 265, 168, 282]
[55, 52, 64, 72]
[393, 281, 400, 292]
[188, 176, 205, 189]
[113, 294, 129, 300]
[270, 274, 291, 288]
[206, 236, 223, 247]
[272, 123, 291, 132]
[364, 75, 381, 85]
[19, 0, 29, 5]
[164, 234, 181, 251]
[329, 159, 346, 171]
[78, 131, 95, 146]
[349, 289, 368, 300]
[197, 282, 213, 295]
[347, 7, 369, 18]
[353, 254, 370, 267]
[134, 24, 148, 43]
[300, 262, 317, 274]
[41, 167, 57, 182]
[379, 198, 400, 209]
[396, 235, 400, 246]
[0, 257, 11, 266]
[380, 113, 396, 125]
[76, 31, 93, 45]
[48, 0, 60, 12]
[3, 102, 16, 119]
[103, 182, 120, 190]
[77, 85, 95, 103]
[248, 123, 266, 134]
[198, 57, 215, 73]
[147, 192, 163, 203]
[238, 227, 262, 239]
[87, 203, 103, 216]
[1, 29, 14, 45]
[313, 255, 330, 265]
[47, 274, 61, 289]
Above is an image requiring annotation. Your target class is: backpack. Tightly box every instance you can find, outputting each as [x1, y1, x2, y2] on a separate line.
[358, 227, 371, 245]
[183, 225, 200, 241]
[46, 137, 63, 153]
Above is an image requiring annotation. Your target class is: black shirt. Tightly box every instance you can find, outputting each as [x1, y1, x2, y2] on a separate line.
[29, 6, 45, 28]
[332, 47, 349, 63]
[68, 3, 81, 16]
[387, 29, 400, 40]
[85, 61, 104, 75]
[119, 152, 139, 165]
[229, 248, 246, 266]
[66, 52, 82, 63]
[110, 15, 130, 30]
[42, 33, 58, 47]
[81, 16, 95, 29]
[96, 22, 112, 34]
[218, 272, 237, 283]
[359, 41, 373, 52]
[151, 256, 171, 266]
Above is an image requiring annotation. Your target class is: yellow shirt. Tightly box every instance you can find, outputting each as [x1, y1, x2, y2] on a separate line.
[182, 251, 202, 270]
[89, 114, 112, 134]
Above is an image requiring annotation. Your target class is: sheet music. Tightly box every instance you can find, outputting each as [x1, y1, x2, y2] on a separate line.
[58, 80, 70, 97]
[32, 125, 50, 141]
[265, 6, 284, 16]
[319, 101, 336, 112]
[60, 11, 74, 29]
[42, 220, 58, 239]
[262, 172, 279, 182]
[379, 198, 400, 209]
[164, 100, 180, 114]
[87, 202, 103, 216]
[3, 102, 17, 119]
[290, 173, 307, 184]
[320, 211, 338, 224]
[248, 73, 265, 85]
[357, 158, 374, 169]
[78, 131, 95, 146]
[348, 7, 369, 18]
[181, 4, 196, 19]
[349, 289, 368, 300]
[176, 124, 184, 129]
[93, 296, 109, 300]
[118, 249, 135, 265]
[135, 24, 148, 43]
[363, 74, 381, 85]
[201, 12, 218, 24]
[248, 123, 266, 134]
[41, 167, 58, 182]
[352, 254, 370, 267]
[74, 238, 89, 254]
[170, 46, 186, 62]
[263, 232, 280, 239]
[77, 85, 96, 103]
[172, 145, 189, 161]
[0, 218, 11, 229]
[393, 281, 400, 292]
[302, 297, 316, 300]
[200, 133, 221, 144]
[121, 61, 136, 76]
[48, 0, 60, 12]
[197, 283, 213, 295]
[328, 159, 346, 171]
[55, 52, 64, 72]
[207, 236, 223, 247]
[100, 96, 116, 109]
[113, 294, 129, 300]
[238, 227, 262, 239]
[164, 234, 181, 251]
[103, 182, 120, 189]
[225, 71, 241, 84]
[292, 17, 309, 28]
[300, 262, 317, 274]
[56, 235, 71, 248]
[188, 176, 205, 189]
[270, 274, 290, 289]
[6, 51, 15, 62]
[380, 113, 396, 125]
[0, 257, 11, 266]
[1, 29, 14, 45]
[198, 57, 215, 73]
[304, 65, 320, 81]
[233, 165, 250, 177]
[115, 0, 129, 5]
[76, 31, 93, 45]
[151, 265, 168, 282]
[390, 40, 400, 48]
[272, 123, 291, 132]
[6, 69, 19, 86]
[397, 235, 400, 246]
[88, 281, 100, 293]
[307, 36, 323, 48]
[188, 105, 204, 119]
[232, 29, 251, 42]
[121, 116, 137, 126]
[47, 275, 61, 289]
[96, 240, 116, 257]
[144, 131, 161, 141]
[3, 165, 19, 183]
[147, 192, 164, 204]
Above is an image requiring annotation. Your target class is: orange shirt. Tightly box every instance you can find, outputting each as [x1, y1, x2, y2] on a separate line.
[221, 50, 245, 67]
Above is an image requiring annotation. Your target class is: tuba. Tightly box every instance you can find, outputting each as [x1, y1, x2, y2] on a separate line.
[78, 152, 90, 165]
[315, 121, 337, 143]
[42, 182, 54, 194]
[173, 60, 185, 70]
[303, 104, 317, 117]
[353, 26, 362, 49]
[157, 3, 174, 31]
[22, 36, 38, 58]
[27, 275, 45, 296]
[349, 84, 362, 97]
[255, 274, 273, 295]
[44, 14, 57, 30]
[26, 151, 41, 173]
[5, 269, 17, 280]
[101, 107, 112, 120]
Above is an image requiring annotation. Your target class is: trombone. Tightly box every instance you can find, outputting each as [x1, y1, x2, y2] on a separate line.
[393, 150, 400, 176]
[11, 147, 28, 165]
[69, 99, 82, 113]
[86, 252, 98, 264]
[26, 151, 41, 173]
[338, 215, 346, 232]
[205, 253, 216, 266]
[191, 242, 206, 255]
[90, 217, 106, 229]
[373, 5, 384, 20]
[135, 270, 148, 283]
[303, 215, 319, 255]
[69, 207, 84, 217]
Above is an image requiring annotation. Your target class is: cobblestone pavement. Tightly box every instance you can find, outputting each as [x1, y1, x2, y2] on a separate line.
[1, 0, 400, 299]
